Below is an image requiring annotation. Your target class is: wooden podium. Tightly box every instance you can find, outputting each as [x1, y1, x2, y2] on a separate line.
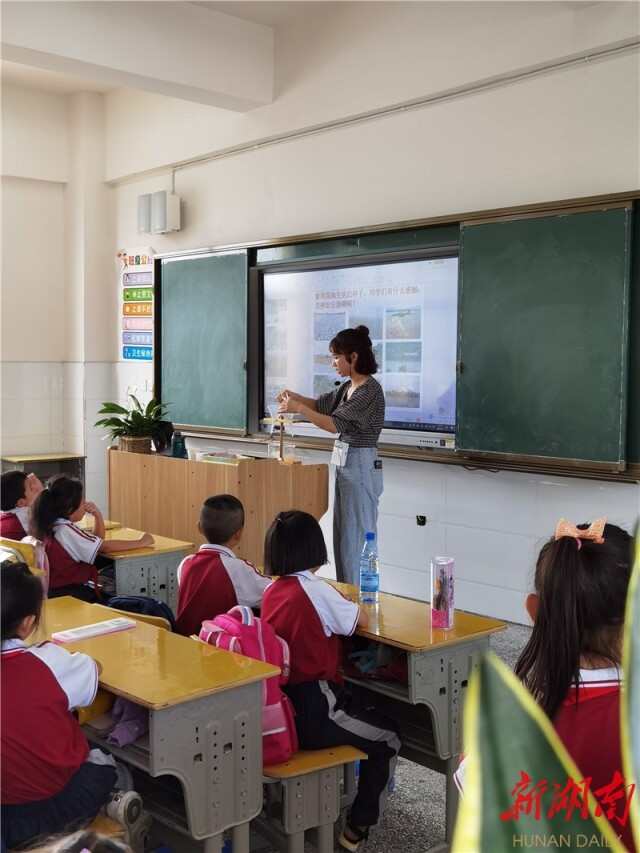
[108, 450, 329, 565]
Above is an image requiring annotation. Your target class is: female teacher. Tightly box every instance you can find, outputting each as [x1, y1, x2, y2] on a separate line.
[278, 325, 384, 586]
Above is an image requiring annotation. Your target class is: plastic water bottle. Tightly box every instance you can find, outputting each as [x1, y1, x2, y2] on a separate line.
[359, 531, 379, 604]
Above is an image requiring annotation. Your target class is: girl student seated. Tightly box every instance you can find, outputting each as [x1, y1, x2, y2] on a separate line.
[0, 561, 119, 850]
[515, 518, 634, 852]
[30, 475, 153, 603]
[455, 518, 634, 851]
[261, 510, 400, 853]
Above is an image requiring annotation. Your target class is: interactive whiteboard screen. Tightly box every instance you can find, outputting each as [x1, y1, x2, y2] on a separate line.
[262, 256, 458, 442]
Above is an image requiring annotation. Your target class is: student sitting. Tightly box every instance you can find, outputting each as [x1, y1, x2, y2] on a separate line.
[0, 470, 43, 540]
[261, 510, 400, 853]
[455, 518, 634, 851]
[30, 475, 153, 603]
[515, 518, 634, 852]
[0, 561, 118, 850]
[175, 494, 271, 637]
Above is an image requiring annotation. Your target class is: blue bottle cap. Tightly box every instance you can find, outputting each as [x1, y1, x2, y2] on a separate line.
[365, 531, 375, 541]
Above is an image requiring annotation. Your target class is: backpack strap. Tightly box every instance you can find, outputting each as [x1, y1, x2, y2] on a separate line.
[199, 619, 241, 653]
[276, 635, 291, 682]
[226, 605, 255, 626]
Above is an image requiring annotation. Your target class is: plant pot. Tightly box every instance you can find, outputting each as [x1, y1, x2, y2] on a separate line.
[117, 435, 152, 454]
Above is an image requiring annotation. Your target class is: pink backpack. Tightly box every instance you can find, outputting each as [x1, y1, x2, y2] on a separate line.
[199, 605, 298, 765]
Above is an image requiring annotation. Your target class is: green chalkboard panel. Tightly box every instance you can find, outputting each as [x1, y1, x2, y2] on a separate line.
[157, 251, 248, 432]
[457, 207, 632, 466]
[627, 203, 640, 465]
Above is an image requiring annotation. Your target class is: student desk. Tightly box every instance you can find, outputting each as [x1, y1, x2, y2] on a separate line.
[44, 597, 279, 853]
[79, 515, 121, 531]
[331, 582, 507, 843]
[0, 452, 85, 485]
[103, 527, 192, 612]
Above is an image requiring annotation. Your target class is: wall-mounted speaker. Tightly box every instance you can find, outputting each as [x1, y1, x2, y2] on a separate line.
[137, 194, 152, 235]
[152, 190, 181, 234]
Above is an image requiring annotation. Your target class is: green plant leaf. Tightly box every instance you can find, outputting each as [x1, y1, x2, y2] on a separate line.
[96, 402, 129, 415]
[452, 654, 624, 852]
[128, 393, 143, 412]
[93, 393, 169, 437]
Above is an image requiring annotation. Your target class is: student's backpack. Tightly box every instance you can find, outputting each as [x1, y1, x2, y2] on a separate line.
[107, 594, 177, 632]
[199, 605, 298, 765]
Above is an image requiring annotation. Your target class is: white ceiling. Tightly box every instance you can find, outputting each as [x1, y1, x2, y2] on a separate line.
[0, 1, 604, 97]
[191, 1, 327, 27]
[0, 0, 327, 95]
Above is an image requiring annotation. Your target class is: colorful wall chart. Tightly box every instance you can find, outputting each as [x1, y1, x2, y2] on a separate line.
[116, 249, 154, 360]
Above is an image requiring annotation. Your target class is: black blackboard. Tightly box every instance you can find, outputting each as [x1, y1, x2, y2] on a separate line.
[156, 251, 248, 432]
[457, 207, 632, 466]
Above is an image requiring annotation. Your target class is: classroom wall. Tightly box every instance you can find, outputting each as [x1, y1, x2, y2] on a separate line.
[187, 438, 640, 622]
[1, 1, 639, 620]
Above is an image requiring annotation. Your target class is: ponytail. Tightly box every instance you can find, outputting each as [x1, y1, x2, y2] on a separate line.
[515, 522, 631, 719]
[30, 474, 83, 541]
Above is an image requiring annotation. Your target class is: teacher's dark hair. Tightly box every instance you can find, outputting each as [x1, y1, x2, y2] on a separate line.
[330, 326, 378, 375]
[1, 560, 44, 641]
[264, 510, 328, 576]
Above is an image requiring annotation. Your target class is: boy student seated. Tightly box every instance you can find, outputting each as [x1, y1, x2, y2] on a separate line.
[0, 470, 43, 540]
[175, 494, 272, 637]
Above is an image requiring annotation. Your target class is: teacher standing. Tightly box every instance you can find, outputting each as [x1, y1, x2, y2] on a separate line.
[278, 325, 384, 586]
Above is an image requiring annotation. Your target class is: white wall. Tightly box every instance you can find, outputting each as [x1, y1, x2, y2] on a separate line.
[1, 1, 639, 619]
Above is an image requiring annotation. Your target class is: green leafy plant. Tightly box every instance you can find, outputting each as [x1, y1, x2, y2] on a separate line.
[95, 394, 169, 441]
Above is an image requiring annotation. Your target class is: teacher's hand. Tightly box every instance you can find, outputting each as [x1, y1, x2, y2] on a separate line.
[277, 389, 299, 404]
[278, 394, 298, 415]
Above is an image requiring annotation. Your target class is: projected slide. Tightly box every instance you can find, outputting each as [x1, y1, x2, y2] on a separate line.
[263, 256, 458, 434]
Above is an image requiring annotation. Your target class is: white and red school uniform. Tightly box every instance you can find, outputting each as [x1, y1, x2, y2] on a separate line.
[555, 668, 633, 852]
[261, 571, 358, 684]
[1, 638, 98, 803]
[45, 518, 101, 591]
[262, 572, 400, 829]
[175, 544, 272, 637]
[0, 506, 30, 541]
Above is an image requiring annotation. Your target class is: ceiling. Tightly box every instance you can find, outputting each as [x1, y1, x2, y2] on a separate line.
[0, 0, 327, 95]
[0, 1, 604, 97]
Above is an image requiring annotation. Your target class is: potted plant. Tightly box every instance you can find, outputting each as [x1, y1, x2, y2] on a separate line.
[95, 394, 170, 454]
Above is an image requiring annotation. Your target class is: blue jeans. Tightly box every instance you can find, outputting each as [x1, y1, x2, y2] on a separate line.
[333, 447, 383, 586]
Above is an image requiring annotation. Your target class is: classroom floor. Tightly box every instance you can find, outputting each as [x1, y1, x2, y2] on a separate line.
[144, 620, 532, 853]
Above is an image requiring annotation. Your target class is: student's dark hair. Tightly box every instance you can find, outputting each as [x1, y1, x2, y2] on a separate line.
[30, 474, 83, 541]
[200, 494, 244, 544]
[1, 560, 44, 641]
[330, 325, 378, 375]
[263, 510, 328, 576]
[514, 521, 631, 720]
[1, 469, 28, 510]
